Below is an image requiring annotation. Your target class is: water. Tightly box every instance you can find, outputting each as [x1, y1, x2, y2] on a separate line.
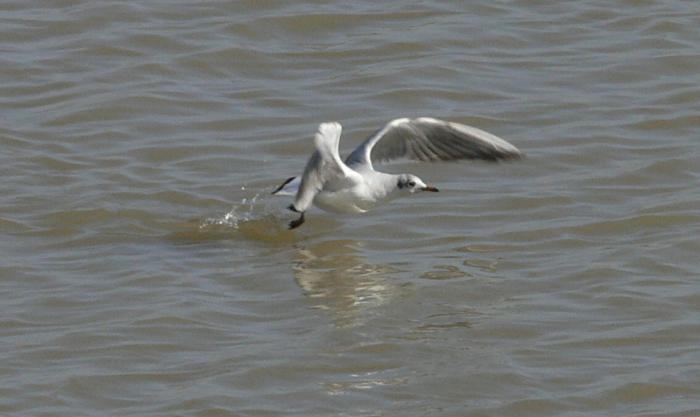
[2, 1, 699, 416]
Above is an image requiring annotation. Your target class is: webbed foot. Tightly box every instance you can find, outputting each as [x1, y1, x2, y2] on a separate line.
[288, 212, 305, 229]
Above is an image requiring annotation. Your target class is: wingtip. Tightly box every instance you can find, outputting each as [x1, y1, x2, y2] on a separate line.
[272, 176, 297, 195]
[506, 147, 525, 161]
[499, 149, 524, 162]
[487, 150, 524, 163]
[318, 121, 342, 135]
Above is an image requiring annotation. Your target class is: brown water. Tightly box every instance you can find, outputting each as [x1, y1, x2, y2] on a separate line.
[2, 1, 700, 416]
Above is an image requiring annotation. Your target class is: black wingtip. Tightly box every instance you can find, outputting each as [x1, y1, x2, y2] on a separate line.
[271, 176, 297, 195]
[287, 204, 299, 213]
[482, 149, 524, 163]
[500, 151, 524, 163]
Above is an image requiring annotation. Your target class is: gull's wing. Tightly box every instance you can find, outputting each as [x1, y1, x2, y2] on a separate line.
[292, 122, 362, 212]
[345, 117, 522, 170]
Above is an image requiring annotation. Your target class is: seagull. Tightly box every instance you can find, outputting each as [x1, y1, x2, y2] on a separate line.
[272, 117, 522, 229]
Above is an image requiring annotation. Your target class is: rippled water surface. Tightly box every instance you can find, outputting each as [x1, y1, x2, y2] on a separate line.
[2, 1, 700, 416]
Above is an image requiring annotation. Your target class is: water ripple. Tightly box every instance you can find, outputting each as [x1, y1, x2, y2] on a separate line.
[2, 1, 699, 416]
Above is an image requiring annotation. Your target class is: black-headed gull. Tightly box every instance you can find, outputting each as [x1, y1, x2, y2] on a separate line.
[273, 117, 522, 229]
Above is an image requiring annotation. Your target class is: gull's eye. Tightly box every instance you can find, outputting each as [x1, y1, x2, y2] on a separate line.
[408, 181, 416, 187]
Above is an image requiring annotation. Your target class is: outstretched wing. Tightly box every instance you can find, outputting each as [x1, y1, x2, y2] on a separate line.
[292, 122, 362, 212]
[345, 117, 522, 170]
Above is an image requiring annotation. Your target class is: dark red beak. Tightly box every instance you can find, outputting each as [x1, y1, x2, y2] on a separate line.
[422, 186, 439, 192]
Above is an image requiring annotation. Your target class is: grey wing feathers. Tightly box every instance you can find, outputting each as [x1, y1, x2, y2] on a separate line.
[345, 117, 522, 169]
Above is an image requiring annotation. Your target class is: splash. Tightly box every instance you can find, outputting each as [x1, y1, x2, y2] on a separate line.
[192, 190, 297, 244]
[200, 192, 263, 230]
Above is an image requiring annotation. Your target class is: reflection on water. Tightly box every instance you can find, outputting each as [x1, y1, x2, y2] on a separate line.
[420, 264, 469, 280]
[292, 239, 400, 328]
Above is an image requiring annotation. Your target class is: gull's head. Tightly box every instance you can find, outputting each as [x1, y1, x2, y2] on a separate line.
[396, 174, 439, 194]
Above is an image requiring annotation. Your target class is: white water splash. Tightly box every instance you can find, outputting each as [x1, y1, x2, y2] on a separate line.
[200, 192, 263, 230]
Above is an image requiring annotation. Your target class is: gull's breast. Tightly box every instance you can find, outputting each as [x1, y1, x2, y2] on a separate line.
[313, 189, 370, 214]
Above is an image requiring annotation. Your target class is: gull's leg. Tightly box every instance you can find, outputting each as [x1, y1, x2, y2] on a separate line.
[288, 212, 305, 229]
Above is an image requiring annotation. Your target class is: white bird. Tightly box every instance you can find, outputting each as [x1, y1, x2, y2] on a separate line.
[272, 117, 522, 229]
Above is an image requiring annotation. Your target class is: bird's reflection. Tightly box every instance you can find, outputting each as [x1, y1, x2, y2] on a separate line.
[292, 239, 400, 328]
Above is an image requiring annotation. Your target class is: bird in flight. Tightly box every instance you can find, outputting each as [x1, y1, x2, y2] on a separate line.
[272, 117, 522, 229]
